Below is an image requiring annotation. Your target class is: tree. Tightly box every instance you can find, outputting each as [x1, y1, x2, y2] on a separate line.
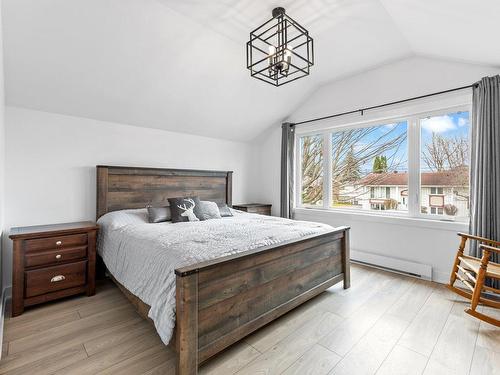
[301, 136, 323, 205]
[444, 204, 458, 216]
[373, 156, 380, 173]
[341, 146, 361, 183]
[381, 156, 387, 172]
[422, 133, 469, 172]
[372, 155, 388, 173]
[422, 132, 469, 189]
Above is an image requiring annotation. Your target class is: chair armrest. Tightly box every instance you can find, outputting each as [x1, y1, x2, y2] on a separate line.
[480, 244, 500, 254]
[458, 232, 500, 247]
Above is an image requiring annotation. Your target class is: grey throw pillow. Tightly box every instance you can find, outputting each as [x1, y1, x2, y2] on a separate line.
[195, 201, 222, 221]
[147, 206, 171, 223]
[218, 204, 233, 217]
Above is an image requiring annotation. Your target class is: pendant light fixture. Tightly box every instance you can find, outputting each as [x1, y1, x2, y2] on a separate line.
[246, 7, 314, 87]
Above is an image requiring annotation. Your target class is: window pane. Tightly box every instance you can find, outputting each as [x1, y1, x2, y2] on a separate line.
[300, 135, 323, 206]
[420, 111, 470, 219]
[331, 121, 408, 213]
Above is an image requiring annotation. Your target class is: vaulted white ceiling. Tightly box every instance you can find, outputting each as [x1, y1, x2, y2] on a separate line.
[2, 0, 500, 141]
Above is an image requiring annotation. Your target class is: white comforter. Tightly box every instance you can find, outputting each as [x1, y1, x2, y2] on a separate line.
[97, 208, 333, 345]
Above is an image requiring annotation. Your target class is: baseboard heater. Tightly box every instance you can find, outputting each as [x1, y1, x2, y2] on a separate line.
[350, 249, 432, 281]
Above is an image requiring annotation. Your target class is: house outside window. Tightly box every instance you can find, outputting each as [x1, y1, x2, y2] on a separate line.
[296, 105, 470, 222]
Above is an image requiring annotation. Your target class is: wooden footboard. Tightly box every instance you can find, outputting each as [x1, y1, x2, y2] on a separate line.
[174, 226, 350, 375]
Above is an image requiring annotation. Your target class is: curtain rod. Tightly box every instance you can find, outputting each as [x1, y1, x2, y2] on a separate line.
[293, 83, 478, 126]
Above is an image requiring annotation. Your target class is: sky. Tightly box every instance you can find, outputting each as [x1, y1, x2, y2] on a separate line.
[420, 111, 470, 172]
[332, 110, 470, 175]
[347, 120, 407, 174]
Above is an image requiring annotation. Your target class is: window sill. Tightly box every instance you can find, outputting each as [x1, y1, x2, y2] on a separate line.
[294, 207, 469, 232]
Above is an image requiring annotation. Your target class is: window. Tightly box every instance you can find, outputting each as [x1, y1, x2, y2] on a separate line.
[296, 104, 471, 222]
[329, 121, 408, 212]
[299, 134, 323, 206]
[420, 111, 470, 220]
[430, 207, 444, 215]
[430, 187, 444, 194]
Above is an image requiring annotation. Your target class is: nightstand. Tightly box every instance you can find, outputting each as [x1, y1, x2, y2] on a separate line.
[233, 203, 272, 216]
[9, 221, 99, 317]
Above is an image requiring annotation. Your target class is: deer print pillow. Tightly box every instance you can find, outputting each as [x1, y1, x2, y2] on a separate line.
[168, 197, 201, 223]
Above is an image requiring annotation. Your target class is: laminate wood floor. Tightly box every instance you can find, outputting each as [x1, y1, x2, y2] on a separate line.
[1, 264, 499, 375]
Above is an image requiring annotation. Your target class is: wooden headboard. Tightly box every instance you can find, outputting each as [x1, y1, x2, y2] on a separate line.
[96, 165, 233, 219]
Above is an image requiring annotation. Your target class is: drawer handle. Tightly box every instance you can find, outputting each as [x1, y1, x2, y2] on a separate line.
[56, 241, 62, 246]
[50, 275, 66, 283]
[55, 254, 62, 259]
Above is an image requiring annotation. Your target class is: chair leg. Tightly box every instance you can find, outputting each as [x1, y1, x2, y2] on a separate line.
[469, 250, 490, 312]
[470, 269, 485, 312]
[449, 236, 467, 287]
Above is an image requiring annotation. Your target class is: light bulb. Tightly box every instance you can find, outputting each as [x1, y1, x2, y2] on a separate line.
[268, 45, 276, 76]
[285, 44, 292, 68]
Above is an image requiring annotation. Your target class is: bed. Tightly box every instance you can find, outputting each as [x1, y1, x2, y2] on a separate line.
[96, 165, 350, 375]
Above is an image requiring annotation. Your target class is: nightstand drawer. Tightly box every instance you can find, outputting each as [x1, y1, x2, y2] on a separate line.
[25, 233, 88, 252]
[25, 261, 87, 298]
[233, 204, 272, 216]
[25, 246, 87, 268]
[248, 207, 271, 215]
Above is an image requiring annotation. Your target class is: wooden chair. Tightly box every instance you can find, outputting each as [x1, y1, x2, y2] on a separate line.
[447, 232, 500, 327]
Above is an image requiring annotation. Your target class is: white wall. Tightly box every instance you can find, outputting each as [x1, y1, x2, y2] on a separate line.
[250, 124, 282, 215]
[2, 107, 253, 288]
[0, 0, 6, 354]
[289, 56, 500, 123]
[250, 56, 500, 283]
[0, 0, 4, 249]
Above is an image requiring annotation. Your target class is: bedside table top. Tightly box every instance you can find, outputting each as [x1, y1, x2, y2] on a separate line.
[10, 221, 98, 240]
[233, 203, 272, 208]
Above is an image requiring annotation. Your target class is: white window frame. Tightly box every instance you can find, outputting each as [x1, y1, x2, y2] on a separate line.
[294, 93, 471, 223]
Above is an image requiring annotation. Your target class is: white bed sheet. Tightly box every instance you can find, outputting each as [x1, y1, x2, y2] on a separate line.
[97, 208, 333, 345]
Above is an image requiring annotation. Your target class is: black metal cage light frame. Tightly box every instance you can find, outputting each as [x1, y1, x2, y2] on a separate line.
[246, 7, 314, 87]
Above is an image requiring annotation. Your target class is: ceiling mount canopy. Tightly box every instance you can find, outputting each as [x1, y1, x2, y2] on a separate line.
[247, 7, 314, 87]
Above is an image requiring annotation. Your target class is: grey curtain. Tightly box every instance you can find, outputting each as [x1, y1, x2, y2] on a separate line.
[281, 122, 295, 218]
[470, 75, 500, 287]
